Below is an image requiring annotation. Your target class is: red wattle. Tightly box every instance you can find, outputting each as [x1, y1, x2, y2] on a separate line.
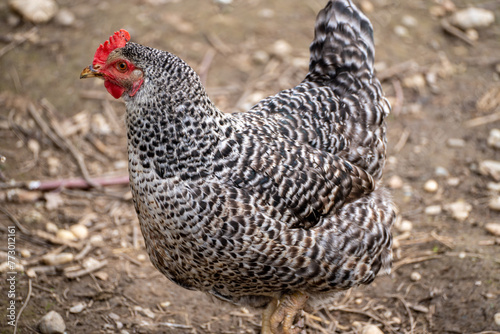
[104, 80, 126, 99]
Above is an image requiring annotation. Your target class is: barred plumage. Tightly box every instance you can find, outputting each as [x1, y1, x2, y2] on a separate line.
[82, 0, 396, 332]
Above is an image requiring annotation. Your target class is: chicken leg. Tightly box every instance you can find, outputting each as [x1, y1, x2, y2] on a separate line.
[261, 292, 309, 334]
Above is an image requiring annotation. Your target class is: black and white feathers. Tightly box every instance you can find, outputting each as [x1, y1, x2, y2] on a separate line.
[118, 0, 395, 309]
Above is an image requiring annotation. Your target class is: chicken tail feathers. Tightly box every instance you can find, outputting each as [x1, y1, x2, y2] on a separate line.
[306, 0, 375, 85]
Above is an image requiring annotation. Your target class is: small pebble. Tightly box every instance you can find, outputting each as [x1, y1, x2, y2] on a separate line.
[392, 317, 402, 325]
[397, 220, 413, 233]
[435, 166, 449, 177]
[360, 0, 374, 14]
[69, 224, 89, 240]
[20, 249, 31, 258]
[447, 138, 465, 148]
[352, 321, 362, 329]
[429, 6, 446, 18]
[425, 205, 442, 216]
[494, 312, 500, 326]
[46, 222, 59, 234]
[484, 293, 495, 299]
[42, 253, 74, 266]
[133, 306, 156, 319]
[449, 7, 495, 30]
[46, 157, 60, 176]
[9, 0, 58, 24]
[403, 73, 426, 90]
[487, 182, 500, 192]
[258, 8, 274, 19]
[253, 50, 270, 65]
[160, 301, 171, 308]
[69, 302, 86, 314]
[426, 71, 438, 87]
[54, 8, 75, 26]
[479, 160, 500, 181]
[402, 15, 418, 27]
[487, 129, 500, 149]
[0, 261, 24, 273]
[485, 223, 500, 237]
[489, 197, 500, 211]
[394, 25, 409, 37]
[91, 114, 111, 135]
[82, 257, 100, 270]
[114, 160, 128, 170]
[56, 229, 77, 241]
[23, 210, 43, 224]
[412, 305, 430, 313]
[424, 179, 439, 193]
[26, 268, 37, 278]
[137, 254, 147, 261]
[458, 252, 466, 259]
[445, 200, 472, 221]
[388, 175, 404, 189]
[447, 177, 460, 187]
[38, 310, 66, 334]
[94, 271, 109, 281]
[402, 185, 414, 202]
[271, 40, 292, 59]
[465, 29, 479, 41]
[90, 234, 104, 245]
[362, 324, 385, 334]
[387, 156, 398, 165]
[108, 312, 120, 321]
[410, 272, 422, 281]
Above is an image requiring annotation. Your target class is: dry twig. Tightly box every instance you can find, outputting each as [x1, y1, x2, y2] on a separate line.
[0, 206, 30, 235]
[14, 279, 32, 334]
[393, 128, 410, 153]
[441, 19, 475, 46]
[393, 254, 440, 272]
[204, 33, 232, 55]
[391, 79, 404, 117]
[377, 61, 421, 81]
[430, 231, 454, 249]
[390, 294, 415, 334]
[464, 111, 500, 128]
[0, 174, 130, 191]
[199, 48, 217, 86]
[28, 103, 98, 187]
[0, 27, 38, 58]
[65, 260, 108, 278]
[328, 305, 396, 334]
[34, 230, 82, 249]
[74, 242, 93, 261]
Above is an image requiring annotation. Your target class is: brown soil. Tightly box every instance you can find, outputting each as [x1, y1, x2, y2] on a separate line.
[1, 0, 499, 333]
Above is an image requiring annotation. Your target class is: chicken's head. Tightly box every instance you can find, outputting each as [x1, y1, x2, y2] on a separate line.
[80, 29, 144, 99]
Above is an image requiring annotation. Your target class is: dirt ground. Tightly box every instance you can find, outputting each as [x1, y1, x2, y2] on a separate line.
[1, 0, 500, 333]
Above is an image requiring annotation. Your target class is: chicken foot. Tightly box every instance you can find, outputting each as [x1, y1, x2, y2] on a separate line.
[261, 292, 309, 334]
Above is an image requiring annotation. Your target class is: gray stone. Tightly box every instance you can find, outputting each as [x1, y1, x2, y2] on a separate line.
[39, 311, 65, 334]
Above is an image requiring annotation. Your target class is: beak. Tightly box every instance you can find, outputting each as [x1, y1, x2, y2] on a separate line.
[80, 65, 104, 79]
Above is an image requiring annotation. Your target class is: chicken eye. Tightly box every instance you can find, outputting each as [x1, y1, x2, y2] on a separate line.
[116, 62, 128, 72]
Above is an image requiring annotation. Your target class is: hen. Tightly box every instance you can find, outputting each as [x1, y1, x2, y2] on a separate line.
[81, 1, 396, 333]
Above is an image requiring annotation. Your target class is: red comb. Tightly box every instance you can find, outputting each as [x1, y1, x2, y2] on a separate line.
[93, 29, 131, 66]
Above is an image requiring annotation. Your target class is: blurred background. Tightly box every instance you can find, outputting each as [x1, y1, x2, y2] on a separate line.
[0, 0, 499, 333]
